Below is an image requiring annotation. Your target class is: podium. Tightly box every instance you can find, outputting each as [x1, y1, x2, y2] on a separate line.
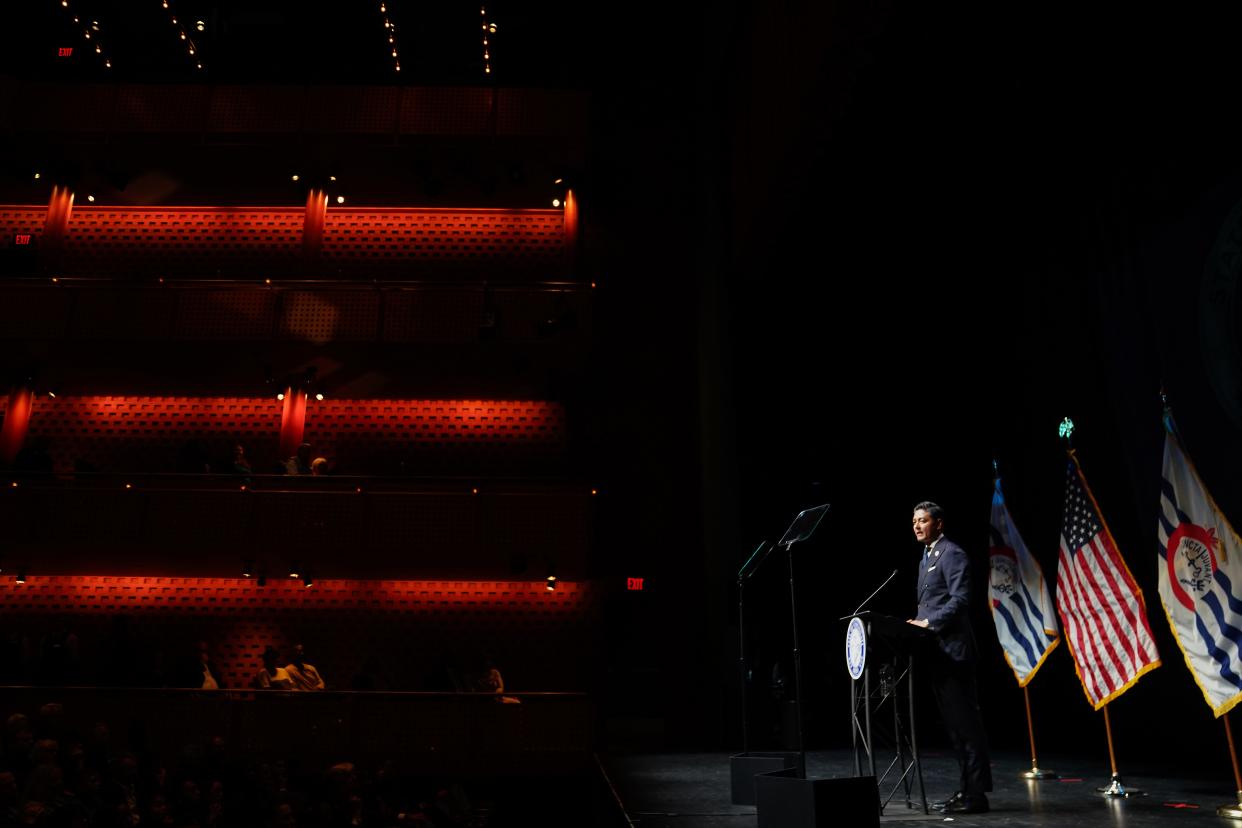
[845, 611, 929, 816]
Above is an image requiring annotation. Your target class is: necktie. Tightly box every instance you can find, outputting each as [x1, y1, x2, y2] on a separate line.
[924, 545, 932, 563]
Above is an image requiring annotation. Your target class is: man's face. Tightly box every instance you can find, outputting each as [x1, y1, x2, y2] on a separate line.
[912, 509, 942, 545]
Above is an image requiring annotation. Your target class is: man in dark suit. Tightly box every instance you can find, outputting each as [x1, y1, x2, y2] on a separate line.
[907, 501, 992, 814]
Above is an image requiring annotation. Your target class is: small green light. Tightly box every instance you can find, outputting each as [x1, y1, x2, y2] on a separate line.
[1059, 417, 1076, 440]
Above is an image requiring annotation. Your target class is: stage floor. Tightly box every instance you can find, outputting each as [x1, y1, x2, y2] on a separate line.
[599, 749, 1236, 826]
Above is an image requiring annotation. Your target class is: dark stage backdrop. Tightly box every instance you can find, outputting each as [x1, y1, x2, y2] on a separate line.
[585, 0, 1242, 769]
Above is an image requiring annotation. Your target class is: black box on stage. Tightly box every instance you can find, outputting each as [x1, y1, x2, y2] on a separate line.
[728, 752, 801, 805]
[755, 772, 878, 828]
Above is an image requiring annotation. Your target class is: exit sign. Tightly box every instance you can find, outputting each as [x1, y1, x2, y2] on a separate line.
[14, 234, 32, 246]
[627, 577, 644, 591]
[59, 47, 73, 57]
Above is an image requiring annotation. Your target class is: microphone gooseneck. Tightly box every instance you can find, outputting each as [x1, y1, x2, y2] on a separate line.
[850, 568, 899, 617]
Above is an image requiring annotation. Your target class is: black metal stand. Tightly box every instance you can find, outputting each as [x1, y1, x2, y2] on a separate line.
[786, 537, 807, 774]
[730, 541, 801, 805]
[745, 505, 881, 827]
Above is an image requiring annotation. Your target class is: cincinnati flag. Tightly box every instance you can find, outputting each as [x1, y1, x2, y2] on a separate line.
[989, 475, 1059, 686]
[1057, 454, 1160, 708]
[1157, 418, 1242, 716]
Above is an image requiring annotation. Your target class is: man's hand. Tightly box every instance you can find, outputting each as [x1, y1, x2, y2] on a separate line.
[906, 618, 929, 628]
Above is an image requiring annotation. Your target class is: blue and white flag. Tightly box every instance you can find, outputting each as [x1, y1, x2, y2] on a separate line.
[989, 475, 1060, 686]
[1157, 419, 1242, 717]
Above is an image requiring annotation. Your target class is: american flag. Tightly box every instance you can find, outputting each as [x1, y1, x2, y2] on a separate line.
[1056, 454, 1160, 709]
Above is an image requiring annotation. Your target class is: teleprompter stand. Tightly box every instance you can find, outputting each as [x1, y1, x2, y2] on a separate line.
[742, 505, 880, 828]
[730, 540, 801, 805]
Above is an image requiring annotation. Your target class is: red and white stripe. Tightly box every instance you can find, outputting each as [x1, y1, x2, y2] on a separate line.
[1057, 530, 1160, 708]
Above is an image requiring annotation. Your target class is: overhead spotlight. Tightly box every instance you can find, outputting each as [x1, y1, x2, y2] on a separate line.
[86, 195, 95, 202]
[336, 196, 345, 204]
[291, 174, 299, 182]
[329, 175, 337, 182]
[46, 390, 56, 399]
[552, 198, 561, 208]
[554, 178, 563, 185]
[242, 559, 254, 578]
[276, 392, 285, 401]
[315, 392, 324, 401]
[289, 562, 300, 579]
[195, 20, 204, 31]
[302, 574, 314, 588]
[546, 564, 557, 591]
[15, 569, 26, 585]
[33, 172, 40, 180]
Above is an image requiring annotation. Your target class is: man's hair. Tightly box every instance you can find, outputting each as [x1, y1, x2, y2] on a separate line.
[913, 501, 944, 522]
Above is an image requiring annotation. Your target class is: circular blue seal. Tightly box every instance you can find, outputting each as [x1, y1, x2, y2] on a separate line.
[846, 616, 866, 680]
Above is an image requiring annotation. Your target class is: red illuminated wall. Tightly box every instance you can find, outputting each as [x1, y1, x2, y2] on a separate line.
[0, 576, 596, 691]
[25, 396, 283, 474]
[19, 396, 566, 474]
[304, 398, 567, 473]
[0, 205, 567, 278]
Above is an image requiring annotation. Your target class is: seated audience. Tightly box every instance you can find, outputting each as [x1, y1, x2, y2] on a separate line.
[253, 647, 294, 690]
[283, 443, 313, 476]
[285, 644, 325, 691]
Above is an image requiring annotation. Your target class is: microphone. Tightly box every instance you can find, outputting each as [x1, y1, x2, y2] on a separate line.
[843, 568, 899, 619]
[738, 540, 775, 580]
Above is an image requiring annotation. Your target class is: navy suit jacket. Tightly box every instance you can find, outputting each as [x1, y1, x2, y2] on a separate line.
[916, 537, 978, 663]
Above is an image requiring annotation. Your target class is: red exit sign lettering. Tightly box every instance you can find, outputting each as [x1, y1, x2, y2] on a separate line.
[58, 47, 73, 57]
[14, 234, 32, 245]
[627, 577, 644, 591]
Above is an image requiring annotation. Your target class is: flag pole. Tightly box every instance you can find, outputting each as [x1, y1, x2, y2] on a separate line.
[1217, 713, 1242, 818]
[1096, 703, 1143, 797]
[1021, 685, 1057, 779]
[995, 453, 1057, 781]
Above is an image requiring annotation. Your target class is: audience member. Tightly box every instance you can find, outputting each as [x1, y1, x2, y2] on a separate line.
[284, 644, 325, 691]
[230, 443, 253, 478]
[186, 641, 223, 690]
[310, 456, 329, 475]
[283, 443, 313, 476]
[476, 655, 520, 705]
[253, 647, 294, 690]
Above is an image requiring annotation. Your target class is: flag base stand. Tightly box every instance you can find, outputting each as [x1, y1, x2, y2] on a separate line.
[1022, 766, 1058, 780]
[1216, 792, 1242, 819]
[1096, 775, 1144, 797]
